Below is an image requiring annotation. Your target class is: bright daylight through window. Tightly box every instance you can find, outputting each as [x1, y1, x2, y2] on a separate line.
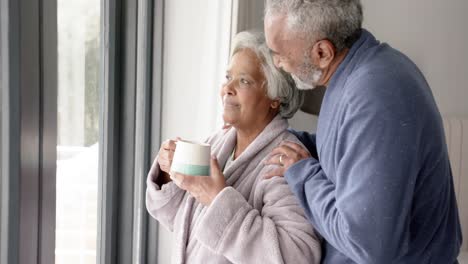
[56, 0, 100, 263]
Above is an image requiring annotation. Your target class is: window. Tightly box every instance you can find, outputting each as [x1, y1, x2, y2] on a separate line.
[55, 0, 101, 263]
[1, 0, 160, 262]
[0, 5, 3, 233]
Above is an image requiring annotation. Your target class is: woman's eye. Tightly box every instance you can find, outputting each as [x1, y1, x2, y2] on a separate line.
[225, 75, 232, 81]
[240, 78, 250, 85]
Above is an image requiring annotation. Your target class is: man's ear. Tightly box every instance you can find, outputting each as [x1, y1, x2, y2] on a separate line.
[311, 39, 336, 69]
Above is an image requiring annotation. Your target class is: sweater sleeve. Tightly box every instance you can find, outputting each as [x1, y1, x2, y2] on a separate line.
[194, 174, 321, 264]
[287, 129, 318, 160]
[285, 73, 422, 263]
[145, 156, 186, 232]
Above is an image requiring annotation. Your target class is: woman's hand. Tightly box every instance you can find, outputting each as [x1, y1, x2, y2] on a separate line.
[170, 156, 226, 206]
[157, 138, 180, 174]
[152, 137, 180, 186]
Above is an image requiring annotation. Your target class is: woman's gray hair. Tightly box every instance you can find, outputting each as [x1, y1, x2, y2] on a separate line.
[265, 0, 363, 51]
[230, 30, 303, 119]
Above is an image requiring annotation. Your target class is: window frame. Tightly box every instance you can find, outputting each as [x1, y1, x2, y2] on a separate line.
[0, 0, 57, 263]
[98, 0, 162, 263]
[1, 0, 162, 263]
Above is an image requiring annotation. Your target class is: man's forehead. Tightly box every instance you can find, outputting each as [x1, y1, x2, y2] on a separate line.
[265, 16, 287, 46]
[265, 14, 294, 44]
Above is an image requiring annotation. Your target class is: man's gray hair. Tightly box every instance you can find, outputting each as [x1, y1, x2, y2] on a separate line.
[265, 0, 363, 51]
[231, 31, 303, 119]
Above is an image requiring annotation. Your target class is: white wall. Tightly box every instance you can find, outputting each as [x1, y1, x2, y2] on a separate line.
[287, 0, 468, 132]
[158, 1, 233, 263]
[362, 0, 468, 117]
[161, 1, 232, 143]
[234, 0, 265, 32]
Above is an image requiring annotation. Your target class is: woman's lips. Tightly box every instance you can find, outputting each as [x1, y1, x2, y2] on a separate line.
[224, 102, 239, 107]
[223, 98, 240, 108]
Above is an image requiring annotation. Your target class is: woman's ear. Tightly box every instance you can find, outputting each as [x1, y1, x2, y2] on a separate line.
[270, 100, 281, 109]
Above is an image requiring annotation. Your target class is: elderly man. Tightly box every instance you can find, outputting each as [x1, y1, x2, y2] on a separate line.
[263, 1, 462, 263]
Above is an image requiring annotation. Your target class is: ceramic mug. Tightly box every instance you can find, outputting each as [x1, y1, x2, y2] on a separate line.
[171, 139, 211, 176]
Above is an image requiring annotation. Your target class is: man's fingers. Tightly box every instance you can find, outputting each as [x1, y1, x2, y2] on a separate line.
[268, 148, 283, 158]
[263, 168, 285, 179]
[268, 145, 291, 157]
[264, 154, 282, 166]
[279, 144, 301, 157]
[280, 140, 303, 151]
[267, 145, 297, 161]
[281, 141, 309, 157]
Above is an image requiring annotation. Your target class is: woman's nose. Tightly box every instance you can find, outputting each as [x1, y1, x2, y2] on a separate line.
[222, 81, 235, 95]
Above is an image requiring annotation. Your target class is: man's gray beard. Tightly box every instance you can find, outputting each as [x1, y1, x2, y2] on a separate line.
[291, 62, 323, 90]
[292, 74, 315, 90]
[291, 68, 323, 90]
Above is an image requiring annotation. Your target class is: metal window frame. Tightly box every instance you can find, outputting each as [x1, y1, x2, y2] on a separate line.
[0, 0, 57, 263]
[98, 0, 163, 263]
[0, 0, 163, 262]
[97, 0, 121, 262]
[147, 0, 164, 262]
[0, 1, 21, 263]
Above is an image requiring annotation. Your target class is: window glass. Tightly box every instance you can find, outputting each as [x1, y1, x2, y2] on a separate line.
[56, 1, 100, 263]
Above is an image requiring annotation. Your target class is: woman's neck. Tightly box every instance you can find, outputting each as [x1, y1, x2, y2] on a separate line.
[234, 114, 276, 159]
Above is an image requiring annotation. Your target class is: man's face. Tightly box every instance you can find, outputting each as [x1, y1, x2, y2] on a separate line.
[264, 14, 323, 90]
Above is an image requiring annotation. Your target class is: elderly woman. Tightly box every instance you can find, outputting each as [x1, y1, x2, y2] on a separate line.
[146, 31, 321, 264]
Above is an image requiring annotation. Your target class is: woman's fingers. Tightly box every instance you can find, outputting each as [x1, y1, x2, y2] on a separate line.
[170, 172, 190, 189]
[157, 150, 171, 171]
[160, 148, 174, 162]
[170, 165, 226, 206]
[162, 139, 177, 151]
[157, 137, 181, 173]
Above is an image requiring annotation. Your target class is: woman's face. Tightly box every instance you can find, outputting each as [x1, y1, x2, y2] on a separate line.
[221, 48, 278, 130]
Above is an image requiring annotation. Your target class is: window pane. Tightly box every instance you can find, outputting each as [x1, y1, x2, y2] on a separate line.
[0, 9, 2, 231]
[56, 1, 100, 264]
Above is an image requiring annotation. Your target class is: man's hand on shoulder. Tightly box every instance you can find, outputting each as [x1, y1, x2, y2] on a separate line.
[263, 141, 311, 179]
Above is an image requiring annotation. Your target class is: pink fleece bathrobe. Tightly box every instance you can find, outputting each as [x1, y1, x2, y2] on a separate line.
[146, 116, 321, 264]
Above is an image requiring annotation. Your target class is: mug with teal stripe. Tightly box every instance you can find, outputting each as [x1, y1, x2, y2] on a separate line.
[171, 139, 211, 176]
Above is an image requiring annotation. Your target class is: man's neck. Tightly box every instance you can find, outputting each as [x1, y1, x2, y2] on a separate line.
[321, 48, 350, 87]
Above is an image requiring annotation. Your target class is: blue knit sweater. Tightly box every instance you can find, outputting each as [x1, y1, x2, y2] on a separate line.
[286, 29, 462, 264]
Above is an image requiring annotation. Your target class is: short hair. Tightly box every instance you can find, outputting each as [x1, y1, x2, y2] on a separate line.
[265, 0, 363, 51]
[230, 30, 303, 119]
